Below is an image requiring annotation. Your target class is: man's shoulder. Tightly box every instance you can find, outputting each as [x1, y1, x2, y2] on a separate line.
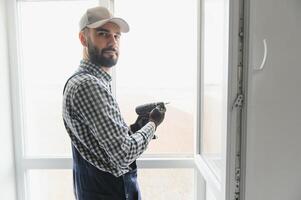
[67, 71, 106, 94]
[71, 71, 97, 84]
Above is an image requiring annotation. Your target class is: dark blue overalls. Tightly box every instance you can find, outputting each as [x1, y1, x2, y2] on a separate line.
[72, 145, 141, 200]
[64, 72, 142, 200]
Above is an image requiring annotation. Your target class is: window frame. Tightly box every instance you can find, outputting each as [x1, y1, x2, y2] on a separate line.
[195, 0, 243, 199]
[7, 0, 197, 199]
[6, 0, 241, 200]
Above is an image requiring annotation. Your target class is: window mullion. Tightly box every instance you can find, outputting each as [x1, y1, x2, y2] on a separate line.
[6, 0, 27, 199]
[23, 157, 194, 169]
[98, 0, 112, 9]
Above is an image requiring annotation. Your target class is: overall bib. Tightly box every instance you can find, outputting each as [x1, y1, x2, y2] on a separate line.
[72, 145, 142, 200]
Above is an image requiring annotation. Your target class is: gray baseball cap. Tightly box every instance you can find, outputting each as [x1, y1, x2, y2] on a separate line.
[79, 6, 129, 32]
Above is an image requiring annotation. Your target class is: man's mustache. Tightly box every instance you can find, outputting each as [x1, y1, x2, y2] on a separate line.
[101, 47, 118, 53]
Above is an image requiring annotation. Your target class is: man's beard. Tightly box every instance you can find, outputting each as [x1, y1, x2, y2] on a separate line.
[87, 40, 118, 68]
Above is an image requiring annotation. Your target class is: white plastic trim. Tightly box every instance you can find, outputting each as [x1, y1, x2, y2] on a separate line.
[6, 0, 27, 199]
[195, 155, 222, 198]
[23, 157, 194, 169]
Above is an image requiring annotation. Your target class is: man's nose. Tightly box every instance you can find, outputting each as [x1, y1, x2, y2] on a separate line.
[107, 34, 118, 46]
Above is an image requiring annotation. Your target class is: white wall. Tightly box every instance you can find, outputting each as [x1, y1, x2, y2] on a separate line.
[0, 0, 17, 199]
[245, 0, 301, 200]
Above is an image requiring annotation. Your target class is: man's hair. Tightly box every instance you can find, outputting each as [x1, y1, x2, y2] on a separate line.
[81, 28, 89, 37]
[81, 28, 90, 60]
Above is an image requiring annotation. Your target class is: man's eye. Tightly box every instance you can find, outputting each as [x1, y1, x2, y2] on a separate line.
[97, 31, 108, 37]
[114, 35, 121, 40]
[96, 31, 121, 40]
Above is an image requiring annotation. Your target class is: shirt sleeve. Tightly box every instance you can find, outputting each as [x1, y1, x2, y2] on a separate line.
[72, 77, 155, 169]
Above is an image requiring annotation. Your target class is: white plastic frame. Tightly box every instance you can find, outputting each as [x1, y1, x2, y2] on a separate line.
[7, 0, 241, 200]
[195, 0, 242, 200]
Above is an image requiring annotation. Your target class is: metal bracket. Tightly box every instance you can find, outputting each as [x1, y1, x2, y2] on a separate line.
[232, 94, 244, 109]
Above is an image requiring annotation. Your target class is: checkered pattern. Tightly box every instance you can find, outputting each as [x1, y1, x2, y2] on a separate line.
[63, 60, 155, 177]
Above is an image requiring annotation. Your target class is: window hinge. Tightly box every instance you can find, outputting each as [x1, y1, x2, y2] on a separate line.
[232, 94, 244, 109]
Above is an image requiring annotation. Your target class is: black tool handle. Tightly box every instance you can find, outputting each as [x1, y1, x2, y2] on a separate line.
[135, 102, 165, 116]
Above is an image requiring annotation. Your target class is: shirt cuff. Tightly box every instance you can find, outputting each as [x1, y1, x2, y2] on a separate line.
[148, 121, 156, 130]
[138, 122, 156, 142]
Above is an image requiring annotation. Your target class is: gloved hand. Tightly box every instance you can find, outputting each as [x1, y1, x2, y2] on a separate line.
[149, 105, 166, 128]
[130, 115, 149, 133]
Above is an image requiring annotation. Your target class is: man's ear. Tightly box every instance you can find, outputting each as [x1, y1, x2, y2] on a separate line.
[79, 31, 88, 47]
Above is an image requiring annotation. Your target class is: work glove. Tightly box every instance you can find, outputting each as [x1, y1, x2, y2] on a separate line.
[149, 105, 166, 129]
[130, 115, 149, 133]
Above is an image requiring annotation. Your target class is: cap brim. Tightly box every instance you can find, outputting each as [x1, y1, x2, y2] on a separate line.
[86, 18, 129, 33]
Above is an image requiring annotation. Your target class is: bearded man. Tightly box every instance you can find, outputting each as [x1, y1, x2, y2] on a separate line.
[62, 6, 166, 200]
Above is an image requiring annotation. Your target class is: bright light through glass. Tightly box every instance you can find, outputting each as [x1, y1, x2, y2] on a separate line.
[27, 169, 194, 200]
[114, 0, 197, 154]
[18, 1, 98, 157]
[202, 0, 229, 181]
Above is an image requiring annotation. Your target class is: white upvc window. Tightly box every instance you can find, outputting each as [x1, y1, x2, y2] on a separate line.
[7, 0, 241, 199]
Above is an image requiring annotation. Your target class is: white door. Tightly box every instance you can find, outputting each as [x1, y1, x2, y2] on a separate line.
[244, 0, 301, 199]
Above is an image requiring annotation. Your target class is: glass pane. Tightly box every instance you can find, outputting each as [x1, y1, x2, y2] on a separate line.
[114, 0, 197, 154]
[28, 169, 194, 200]
[18, 1, 98, 157]
[28, 170, 73, 200]
[201, 0, 229, 180]
[138, 169, 194, 200]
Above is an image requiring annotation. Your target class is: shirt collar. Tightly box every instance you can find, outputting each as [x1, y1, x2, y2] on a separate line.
[79, 59, 112, 82]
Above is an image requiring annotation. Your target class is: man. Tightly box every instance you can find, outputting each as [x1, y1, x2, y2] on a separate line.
[62, 6, 166, 200]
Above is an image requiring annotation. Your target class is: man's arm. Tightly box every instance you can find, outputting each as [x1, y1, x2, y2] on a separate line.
[72, 77, 155, 168]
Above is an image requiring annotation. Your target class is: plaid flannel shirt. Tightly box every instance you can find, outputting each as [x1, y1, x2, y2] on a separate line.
[62, 60, 156, 177]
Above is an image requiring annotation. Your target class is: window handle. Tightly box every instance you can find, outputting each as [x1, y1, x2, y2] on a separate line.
[254, 39, 267, 71]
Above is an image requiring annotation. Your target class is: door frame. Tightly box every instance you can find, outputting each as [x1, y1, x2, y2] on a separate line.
[194, 0, 244, 199]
